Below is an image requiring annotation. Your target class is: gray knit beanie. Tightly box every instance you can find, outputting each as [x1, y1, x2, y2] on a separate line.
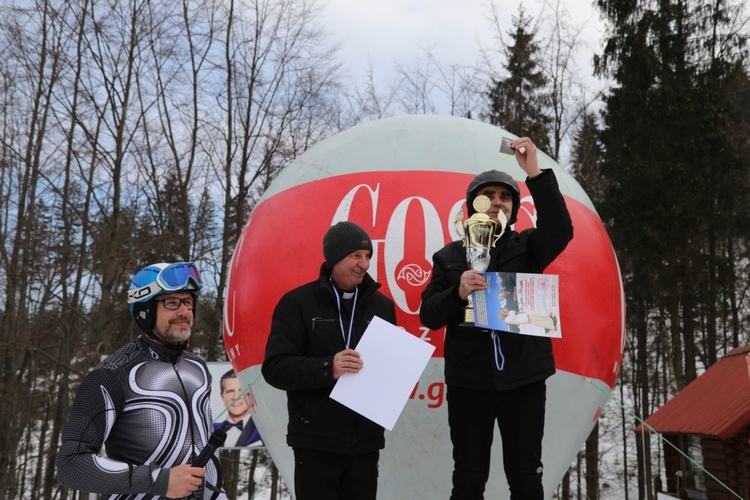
[323, 221, 373, 270]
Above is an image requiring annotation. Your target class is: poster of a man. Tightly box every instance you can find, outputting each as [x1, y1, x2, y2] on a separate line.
[209, 365, 263, 448]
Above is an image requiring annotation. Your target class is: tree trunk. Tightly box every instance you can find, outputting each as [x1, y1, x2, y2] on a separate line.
[585, 421, 600, 500]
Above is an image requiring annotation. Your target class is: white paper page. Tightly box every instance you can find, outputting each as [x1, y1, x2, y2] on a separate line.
[329, 316, 435, 431]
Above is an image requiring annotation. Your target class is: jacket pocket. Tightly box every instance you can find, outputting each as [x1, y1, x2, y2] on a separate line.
[309, 317, 343, 355]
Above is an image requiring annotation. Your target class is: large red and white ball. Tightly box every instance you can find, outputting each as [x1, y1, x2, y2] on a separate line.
[223, 115, 624, 499]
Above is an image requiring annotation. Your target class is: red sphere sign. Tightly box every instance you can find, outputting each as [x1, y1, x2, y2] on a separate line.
[223, 115, 624, 498]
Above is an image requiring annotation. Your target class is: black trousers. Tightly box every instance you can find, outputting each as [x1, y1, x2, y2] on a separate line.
[447, 381, 546, 500]
[293, 448, 379, 500]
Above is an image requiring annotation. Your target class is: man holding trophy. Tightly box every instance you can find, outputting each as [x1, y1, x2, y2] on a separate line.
[420, 137, 573, 500]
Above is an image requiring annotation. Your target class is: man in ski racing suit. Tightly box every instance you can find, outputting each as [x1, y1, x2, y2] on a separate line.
[56, 262, 226, 499]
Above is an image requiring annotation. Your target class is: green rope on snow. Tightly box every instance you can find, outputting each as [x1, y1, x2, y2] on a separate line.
[587, 378, 742, 500]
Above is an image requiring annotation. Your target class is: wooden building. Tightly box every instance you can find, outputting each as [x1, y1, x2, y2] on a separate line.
[636, 346, 750, 499]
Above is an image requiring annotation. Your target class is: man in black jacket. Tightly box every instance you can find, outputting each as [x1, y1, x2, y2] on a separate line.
[420, 137, 573, 500]
[262, 221, 397, 500]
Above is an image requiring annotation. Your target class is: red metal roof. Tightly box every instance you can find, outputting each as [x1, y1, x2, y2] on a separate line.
[635, 346, 750, 440]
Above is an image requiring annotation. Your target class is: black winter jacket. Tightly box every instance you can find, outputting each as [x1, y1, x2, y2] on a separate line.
[262, 264, 397, 455]
[420, 169, 573, 391]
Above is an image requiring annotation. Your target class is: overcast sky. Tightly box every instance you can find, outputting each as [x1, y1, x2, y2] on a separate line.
[319, 0, 609, 111]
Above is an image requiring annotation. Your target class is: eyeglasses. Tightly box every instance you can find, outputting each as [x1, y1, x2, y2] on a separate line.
[155, 297, 195, 310]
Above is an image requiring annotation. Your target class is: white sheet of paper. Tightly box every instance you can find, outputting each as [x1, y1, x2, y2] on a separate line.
[329, 316, 435, 431]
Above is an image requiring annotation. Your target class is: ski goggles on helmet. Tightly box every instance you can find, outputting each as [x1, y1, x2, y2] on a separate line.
[128, 262, 203, 304]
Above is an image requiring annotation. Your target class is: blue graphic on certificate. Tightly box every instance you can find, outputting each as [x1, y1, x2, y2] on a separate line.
[471, 272, 561, 338]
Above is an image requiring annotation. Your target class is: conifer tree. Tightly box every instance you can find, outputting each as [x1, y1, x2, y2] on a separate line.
[486, 7, 552, 155]
[594, 0, 750, 496]
[570, 111, 606, 207]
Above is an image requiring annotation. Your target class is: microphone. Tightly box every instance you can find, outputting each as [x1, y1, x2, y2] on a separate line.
[192, 429, 226, 468]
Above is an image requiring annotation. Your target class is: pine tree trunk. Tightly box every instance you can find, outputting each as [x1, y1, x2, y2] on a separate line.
[586, 421, 600, 499]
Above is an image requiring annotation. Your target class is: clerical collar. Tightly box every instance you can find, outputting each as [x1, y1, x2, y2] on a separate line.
[341, 291, 355, 299]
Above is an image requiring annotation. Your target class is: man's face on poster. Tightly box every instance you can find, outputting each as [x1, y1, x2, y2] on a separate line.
[221, 376, 250, 422]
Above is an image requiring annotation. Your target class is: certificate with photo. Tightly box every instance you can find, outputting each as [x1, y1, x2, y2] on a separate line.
[471, 272, 561, 338]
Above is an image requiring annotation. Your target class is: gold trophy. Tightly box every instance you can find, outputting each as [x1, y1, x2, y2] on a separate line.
[457, 195, 507, 324]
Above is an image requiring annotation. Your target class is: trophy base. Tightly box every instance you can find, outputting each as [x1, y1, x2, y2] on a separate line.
[460, 307, 476, 327]
[464, 307, 475, 323]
